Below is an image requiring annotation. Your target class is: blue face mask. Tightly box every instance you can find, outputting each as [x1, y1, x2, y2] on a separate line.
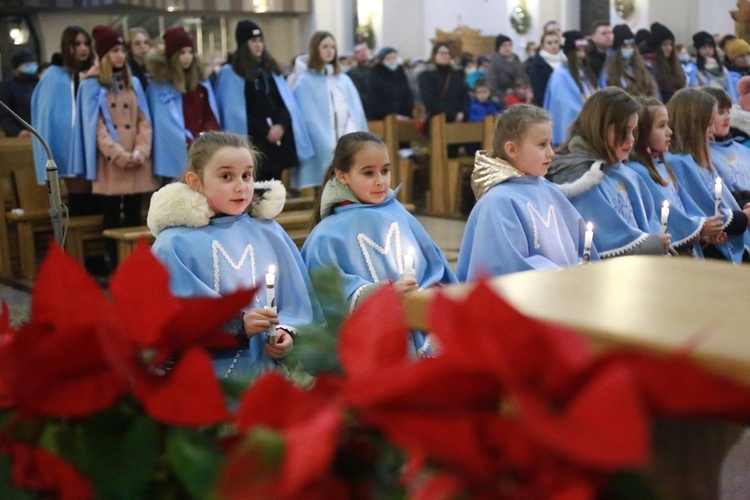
[384, 62, 400, 71]
[678, 54, 690, 63]
[19, 62, 38, 75]
[621, 48, 635, 60]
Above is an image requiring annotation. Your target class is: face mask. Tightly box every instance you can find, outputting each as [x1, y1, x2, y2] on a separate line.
[621, 48, 635, 60]
[678, 54, 690, 63]
[19, 62, 38, 75]
[465, 67, 476, 75]
[385, 62, 400, 71]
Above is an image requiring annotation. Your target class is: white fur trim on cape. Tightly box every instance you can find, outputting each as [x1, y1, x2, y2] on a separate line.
[599, 233, 650, 259]
[731, 105, 750, 138]
[147, 179, 286, 237]
[558, 161, 605, 199]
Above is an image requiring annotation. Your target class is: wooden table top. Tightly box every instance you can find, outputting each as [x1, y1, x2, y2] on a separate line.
[403, 256, 750, 384]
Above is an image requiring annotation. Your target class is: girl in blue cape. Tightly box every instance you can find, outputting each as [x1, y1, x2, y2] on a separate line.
[543, 30, 597, 146]
[546, 87, 671, 258]
[31, 26, 97, 214]
[214, 20, 313, 182]
[599, 24, 659, 99]
[146, 26, 220, 180]
[457, 105, 596, 281]
[664, 88, 750, 262]
[626, 97, 725, 257]
[291, 31, 367, 189]
[301, 131, 455, 355]
[702, 87, 750, 207]
[686, 32, 738, 102]
[72, 25, 159, 263]
[149, 132, 318, 380]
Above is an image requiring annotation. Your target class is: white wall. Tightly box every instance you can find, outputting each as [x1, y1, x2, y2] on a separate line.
[381, 0, 425, 59]
[36, 13, 111, 62]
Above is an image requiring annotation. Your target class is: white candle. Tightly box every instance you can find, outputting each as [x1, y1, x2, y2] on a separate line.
[265, 264, 275, 307]
[266, 117, 281, 146]
[583, 222, 593, 263]
[403, 250, 415, 275]
[715, 178, 723, 216]
[660, 200, 670, 234]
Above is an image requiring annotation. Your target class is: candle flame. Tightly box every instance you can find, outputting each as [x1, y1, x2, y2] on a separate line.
[586, 221, 593, 231]
[268, 265, 275, 274]
[662, 200, 669, 208]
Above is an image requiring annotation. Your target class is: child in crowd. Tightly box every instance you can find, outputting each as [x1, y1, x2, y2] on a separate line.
[147, 26, 221, 180]
[148, 132, 318, 379]
[504, 82, 533, 107]
[301, 131, 455, 355]
[72, 25, 158, 263]
[664, 88, 750, 262]
[702, 87, 750, 207]
[627, 97, 725, 256]
[456, 105, 595, 280]
[468, 79, 502, 122]
[546, 87, 671, 257]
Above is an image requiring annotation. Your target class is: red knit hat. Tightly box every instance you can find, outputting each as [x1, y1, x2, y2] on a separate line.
[92, 25, 124, 59]
[164, 26, 195, 60]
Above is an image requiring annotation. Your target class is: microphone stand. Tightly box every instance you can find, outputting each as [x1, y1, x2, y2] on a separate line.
[0, 99, 64, 246]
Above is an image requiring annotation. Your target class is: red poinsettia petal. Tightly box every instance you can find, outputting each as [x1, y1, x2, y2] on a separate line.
[216, 444, 279, 500]
[0, 322, 126, 417]
[2, 442, 94, 500]
[109, 240, 182, 347]
[514, 362, 649, 471]
[31, 244, 109, 332]
[602, 353, 750, 419]
[280, 403, 343, 497]
[338, 284, 408, 378]
[159, 287, 259, 354]
[133, 347, 229, 426]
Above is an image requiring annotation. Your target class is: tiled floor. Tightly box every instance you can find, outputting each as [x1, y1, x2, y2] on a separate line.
[0, 215, 467, 325]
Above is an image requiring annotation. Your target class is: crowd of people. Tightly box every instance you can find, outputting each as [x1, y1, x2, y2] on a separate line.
[2, 18, 750, 377]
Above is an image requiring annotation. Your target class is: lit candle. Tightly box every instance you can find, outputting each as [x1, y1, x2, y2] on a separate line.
[660, 200, 670, 234]
[403, 249, 416, 280]
[583, 222, 593, 263]
[265, 265, 277, 344]
[715, 178, 723, 216]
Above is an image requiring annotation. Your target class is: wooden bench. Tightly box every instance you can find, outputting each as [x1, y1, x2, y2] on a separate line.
[0, 137, 105, 280]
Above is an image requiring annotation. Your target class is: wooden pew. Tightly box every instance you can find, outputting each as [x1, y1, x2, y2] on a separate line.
[0, 137, 103, 280]
[402, 256, 750, 499]
[393, 118, 428, 205]
[427, 114, 485, 216]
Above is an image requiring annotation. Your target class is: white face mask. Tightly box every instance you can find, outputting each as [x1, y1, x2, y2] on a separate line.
[621, 48, 635, 60]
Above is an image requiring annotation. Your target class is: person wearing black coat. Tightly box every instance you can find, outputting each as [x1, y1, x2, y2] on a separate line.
[0, 49, 38, 137]
[528, 32, 564, 107]
[368, 47, 413, 120]
[418, 42, 469, 130]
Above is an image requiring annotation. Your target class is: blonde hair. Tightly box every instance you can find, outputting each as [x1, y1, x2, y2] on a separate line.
[492, 104, 550, 162]
[667, 88, 716, 169]
[126, 27, 149, 46]
[183, 131, 259, 181]
[562, 87, 640, 165]
[98, 52, 133, 91]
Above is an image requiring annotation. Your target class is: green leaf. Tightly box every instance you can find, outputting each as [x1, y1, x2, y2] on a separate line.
[70, 406, 162, 500]
[0, 454, 38, 500]
[241, 427, 285, 471]
[166, 427, 224, 498]
[309, 266, 349, 333]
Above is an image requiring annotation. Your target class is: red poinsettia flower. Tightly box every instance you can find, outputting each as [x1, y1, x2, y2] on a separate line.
[219, 371, 346, 499]
[0, 442, 94, 500]
[341, 283, 649, 496]
[0, 302, 16, 409]
[0, 243, 255, 425]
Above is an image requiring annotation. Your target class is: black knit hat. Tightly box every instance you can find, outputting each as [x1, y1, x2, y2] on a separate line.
[495, 34, 512, 52]
[635, 29, 654, 54]
[612, 24, 636, 51]
[650, 22, 675, 46]
[235, 20, 262, 47]
[693, 31, 716, 50]
[10, 49, 35, 69]
[562, 30, 585, 54]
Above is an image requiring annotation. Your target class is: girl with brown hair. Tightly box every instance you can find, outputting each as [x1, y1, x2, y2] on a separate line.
[600, 24, 659, 98]
[147, 26, 220, 180]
